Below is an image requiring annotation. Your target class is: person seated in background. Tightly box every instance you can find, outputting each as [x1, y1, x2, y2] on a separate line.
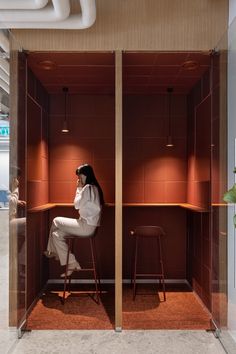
[44, 164, 104, 277]
[9, 166, 26, 233]
[9, 166, 27, 276]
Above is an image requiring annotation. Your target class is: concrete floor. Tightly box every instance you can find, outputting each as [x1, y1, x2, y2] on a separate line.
[0, 210, 228, 354]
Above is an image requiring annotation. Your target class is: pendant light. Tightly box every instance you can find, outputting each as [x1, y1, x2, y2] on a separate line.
[166, 87, 174, 147]
[61, 86, 69, 133]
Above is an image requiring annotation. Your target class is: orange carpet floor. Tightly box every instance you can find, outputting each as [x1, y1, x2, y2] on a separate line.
[27, 284, 211, 330]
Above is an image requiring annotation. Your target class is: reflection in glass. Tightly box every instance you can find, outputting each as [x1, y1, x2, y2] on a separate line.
[9, 50, 27, 329]
[211, 27, 228, 338]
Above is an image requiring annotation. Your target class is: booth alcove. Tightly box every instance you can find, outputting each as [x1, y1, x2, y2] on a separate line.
[26, 52, 116, 329]
[121, 51, 221, 330]
[23, 50, 223, 331]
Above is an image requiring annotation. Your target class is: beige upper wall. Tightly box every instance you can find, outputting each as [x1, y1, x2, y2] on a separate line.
[11, 0, 228, 51]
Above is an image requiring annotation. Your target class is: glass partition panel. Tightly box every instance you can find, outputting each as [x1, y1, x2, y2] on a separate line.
[211, 29, 227, 331]
[8, 33, 27, 336]
[0, 27, 26, 348]
[211, 16, 236, 353]
[224, 16, 236, 350]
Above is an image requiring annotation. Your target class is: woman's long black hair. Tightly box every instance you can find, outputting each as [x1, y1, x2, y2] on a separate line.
[76, 164, 104, 205]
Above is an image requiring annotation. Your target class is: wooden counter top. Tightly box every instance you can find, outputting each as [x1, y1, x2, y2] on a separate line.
[28, 202, 209, 213]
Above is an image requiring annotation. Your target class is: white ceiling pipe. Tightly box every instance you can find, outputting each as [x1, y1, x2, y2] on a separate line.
[0, 67, 9, 85]
[0, 0, 48, 10]
[79, 0, 96, 28]
[0, 58, 9, 76]
[0, 78, 9, 94]
[0, 31, 9, 53]
[0, 0, 70, 22]
[0, 0, 96, 29]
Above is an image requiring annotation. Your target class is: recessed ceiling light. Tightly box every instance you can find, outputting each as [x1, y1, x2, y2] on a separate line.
[37, 60, 57, 70]
[182, 60, 199, 70]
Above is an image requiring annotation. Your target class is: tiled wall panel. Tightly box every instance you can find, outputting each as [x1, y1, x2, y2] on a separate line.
[187, 69, 212, 311]
[123, 94, 187, 203]
[49, 94, 115, 203]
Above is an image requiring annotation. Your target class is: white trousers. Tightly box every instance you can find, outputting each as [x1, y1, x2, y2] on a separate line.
[47, 217, 96, 266]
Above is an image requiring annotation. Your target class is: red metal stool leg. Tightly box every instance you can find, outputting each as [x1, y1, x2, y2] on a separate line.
[158, 235, 166, 301]
[62, 238, 73, 304]
[91, 238, 101, 294]
[62, 229, 100, 305]
[90, 238, 100, 304]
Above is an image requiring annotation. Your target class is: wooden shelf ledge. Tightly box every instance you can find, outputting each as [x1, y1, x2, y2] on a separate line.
[28, 202, 208, 213]
[28, 202, 115, 212]
[124, 203, 209, 212]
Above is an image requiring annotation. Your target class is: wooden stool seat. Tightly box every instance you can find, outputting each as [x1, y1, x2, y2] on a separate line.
[130, 225, 166, 301]
[62, 228, 100, 304]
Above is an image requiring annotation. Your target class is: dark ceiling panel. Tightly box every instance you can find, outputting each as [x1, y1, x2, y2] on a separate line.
[123, 52, 157, 66]
[150, 66, 181, 77]
[154, 52, 189, 65]
[123, 66, 153, 76]
[29, 52, 115, 66]
[27, 51, 211, 95]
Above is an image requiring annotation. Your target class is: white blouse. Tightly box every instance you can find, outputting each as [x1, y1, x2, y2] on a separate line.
[74, 184, 102, 226]
[9, 187, 19, 220]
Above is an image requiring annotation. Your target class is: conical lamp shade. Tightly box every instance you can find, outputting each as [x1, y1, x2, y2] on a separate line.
[61, 120, 69, 133]
[62, 86, 69, 133]
[166, 135, 174, 147]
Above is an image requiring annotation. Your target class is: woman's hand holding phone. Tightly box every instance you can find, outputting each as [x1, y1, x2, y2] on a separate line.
[77, 174, 86, 188]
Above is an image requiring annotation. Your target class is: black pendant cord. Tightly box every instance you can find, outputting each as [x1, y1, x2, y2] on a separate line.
[167, 87, 173, 138]
[63, 86, 68, 124]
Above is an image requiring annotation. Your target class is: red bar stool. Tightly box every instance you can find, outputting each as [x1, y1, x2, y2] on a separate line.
[62, 228, 100, 304]
[130, 225, 166, 301]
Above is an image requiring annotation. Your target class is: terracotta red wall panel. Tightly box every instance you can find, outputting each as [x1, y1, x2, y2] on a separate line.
[164, 143, 187, 181]
[49, 159, 83, 182]
[202, 69, 210, 98]
[195, 96, 211, 183]
[41, 111, 49, 159]
[123, 94, 187, 203]
[49, 181, 75, 203]
[187, 71, 211, 209]
[194, 181, 210, 208]
[187, 181, 195, 206]
[144, 158, 167, 181]
[144, 182, 165, 203]
[125, 115, 166, 137]
[27, 211, 49, 308]
[123, 159, 145, 182]
[41, 157, 49, 181]
[27, 68, 36, 99]
[142, 138, 166, 159]
[49, 140, 93, 162]
[27, 97, 41, 155]
[27, 181, 49, 208]
[27, 70, 49, 207]
[26, 69, 49, 312]
[93, 159, 115, 182]
[100, 181, 115, 203]
[123, 182, 145, 203]
[165, 182, 187, 202]
[123, 138, 143, 159]
[49, 94, 115, 203]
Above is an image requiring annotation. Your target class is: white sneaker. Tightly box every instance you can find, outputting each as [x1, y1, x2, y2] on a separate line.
[60, 261, 81, 277]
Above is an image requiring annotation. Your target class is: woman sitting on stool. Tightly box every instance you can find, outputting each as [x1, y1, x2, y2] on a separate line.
[44, 164, 104, 277]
